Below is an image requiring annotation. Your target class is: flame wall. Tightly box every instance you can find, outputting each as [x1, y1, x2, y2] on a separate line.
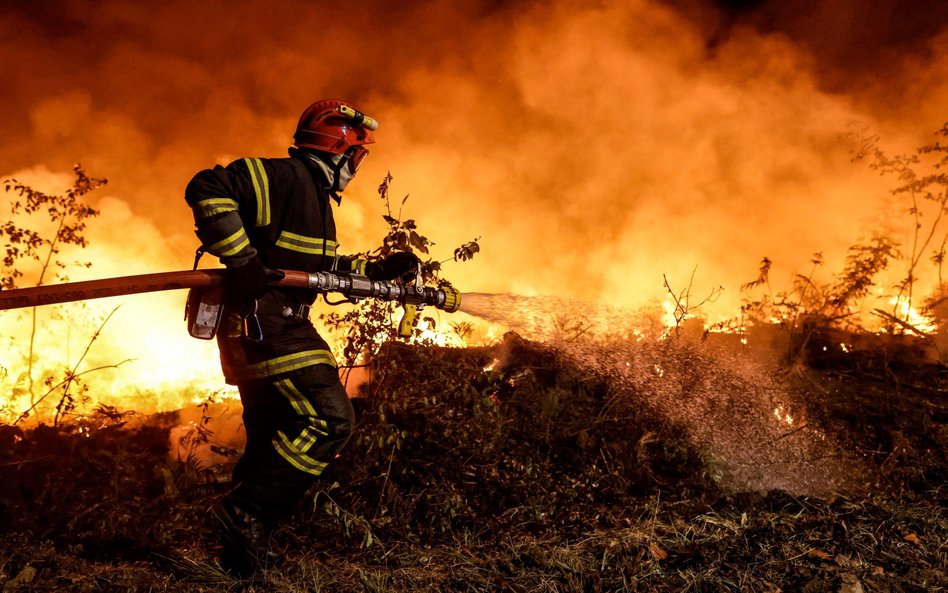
[2, 0, 947, 416]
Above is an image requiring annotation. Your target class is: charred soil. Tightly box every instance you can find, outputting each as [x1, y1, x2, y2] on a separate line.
[0, 332, 945, 592]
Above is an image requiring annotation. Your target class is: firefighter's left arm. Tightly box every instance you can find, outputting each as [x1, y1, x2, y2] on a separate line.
[333, 252, 422, 281]
[333, 254, 371, 276]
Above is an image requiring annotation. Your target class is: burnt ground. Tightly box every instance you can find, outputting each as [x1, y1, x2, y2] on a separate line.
[0, 332, 945, 592]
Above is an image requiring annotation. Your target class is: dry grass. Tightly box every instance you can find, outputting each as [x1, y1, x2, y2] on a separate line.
[1, 333, 945, 592]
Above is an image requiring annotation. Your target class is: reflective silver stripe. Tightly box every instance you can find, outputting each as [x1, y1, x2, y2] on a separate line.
[275, 378, 318, 416]
[208, 228, 250, 257]
[352, 259, 368, 275]
[275, 231, 338, 256]
[244, 158, 270, 227]
[273, 430, 327, 476]
[193, 197, 238, 220]
[243, 349, 337, 379]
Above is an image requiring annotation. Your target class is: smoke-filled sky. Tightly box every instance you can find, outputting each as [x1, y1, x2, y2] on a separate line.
[3, 0, 948, 319]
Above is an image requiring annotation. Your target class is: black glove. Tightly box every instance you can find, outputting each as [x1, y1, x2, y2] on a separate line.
[367, 252, 421, 282]
[224, 255, 285, 301]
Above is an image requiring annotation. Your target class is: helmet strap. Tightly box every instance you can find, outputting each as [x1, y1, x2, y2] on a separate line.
[328, 156, 346, 194]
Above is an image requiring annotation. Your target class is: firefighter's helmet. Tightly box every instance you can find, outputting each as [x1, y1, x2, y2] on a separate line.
[293, 100, 377, 156]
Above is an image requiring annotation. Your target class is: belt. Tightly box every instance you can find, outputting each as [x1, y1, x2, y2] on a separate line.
[238, 294, 312, 343]
[252, 291, 313, 321]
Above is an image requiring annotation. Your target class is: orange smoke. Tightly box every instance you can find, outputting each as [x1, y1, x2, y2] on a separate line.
[2, 1, 948, 420]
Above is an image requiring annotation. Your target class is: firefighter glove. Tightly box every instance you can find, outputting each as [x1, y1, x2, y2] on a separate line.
[225, 255, 285, 301]
[367, 252, 421, 282]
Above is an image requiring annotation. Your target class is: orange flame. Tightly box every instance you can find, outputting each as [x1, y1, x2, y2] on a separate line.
[2, 2, 948, 419]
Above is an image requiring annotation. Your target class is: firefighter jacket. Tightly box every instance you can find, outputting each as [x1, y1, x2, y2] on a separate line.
[185, 154, 367, 384]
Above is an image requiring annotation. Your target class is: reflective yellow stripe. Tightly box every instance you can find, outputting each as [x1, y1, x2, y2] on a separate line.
[275, 378, 318, 416]
[209, 228, 250, 257]
[244, 158, 270, 227]
[273, 430, 327, 476]
[351, 258, 368, 275]
[243, 349, 337, 379]
[275, 231, 337, 255]
[293, 426, 325, 450]
[193, 197, 238, 219]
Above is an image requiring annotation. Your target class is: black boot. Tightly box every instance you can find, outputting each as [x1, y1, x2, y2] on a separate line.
[212, 498, 283, 577]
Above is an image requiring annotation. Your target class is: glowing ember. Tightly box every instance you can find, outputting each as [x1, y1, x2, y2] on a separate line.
[773, 404, 794, 426]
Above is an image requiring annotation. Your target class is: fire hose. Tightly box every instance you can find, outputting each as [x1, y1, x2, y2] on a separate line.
[0, 268, 462, 338]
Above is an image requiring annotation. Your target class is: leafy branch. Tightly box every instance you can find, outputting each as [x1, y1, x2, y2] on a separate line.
[1, 164, 108, 417]
[2, 164, 105, 289]
[323, 172, 480, 375]
[849, 125, 948, 323]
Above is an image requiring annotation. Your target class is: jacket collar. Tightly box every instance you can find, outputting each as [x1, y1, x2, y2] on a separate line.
[289, 148, 342, 205]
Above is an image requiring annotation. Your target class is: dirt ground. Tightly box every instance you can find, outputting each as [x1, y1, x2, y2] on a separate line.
[0, 332, 945, 592]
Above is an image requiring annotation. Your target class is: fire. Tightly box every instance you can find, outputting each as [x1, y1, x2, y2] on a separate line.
[660, 295, 678, 329]
[886, 297, 937, 334]
[2, 2, 948, 421]
[483, 358, 501, 372]
[412, 316, 467, 348]
[773, 404, 794, 426]
[0, 294, 237, 423]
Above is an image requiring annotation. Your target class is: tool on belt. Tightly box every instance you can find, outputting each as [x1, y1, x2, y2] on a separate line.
[0, 268, 462, 340]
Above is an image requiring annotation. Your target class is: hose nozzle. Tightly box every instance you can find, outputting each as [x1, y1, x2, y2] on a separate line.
[438, 285, 461, 313]
[297, 271, 460, 313]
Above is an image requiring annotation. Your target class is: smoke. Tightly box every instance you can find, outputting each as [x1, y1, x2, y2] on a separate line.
[1, 0, 948, 413]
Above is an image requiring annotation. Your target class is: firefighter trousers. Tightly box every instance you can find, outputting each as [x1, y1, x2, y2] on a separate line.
[229, 363, 354, 520]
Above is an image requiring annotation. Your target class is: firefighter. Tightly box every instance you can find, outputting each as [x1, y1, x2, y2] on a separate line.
[184, 100, 419, 575]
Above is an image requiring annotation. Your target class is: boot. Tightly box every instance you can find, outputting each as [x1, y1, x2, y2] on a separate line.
[212, 498, 283, 576]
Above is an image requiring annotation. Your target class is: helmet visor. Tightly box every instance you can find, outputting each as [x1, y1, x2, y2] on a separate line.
[345, 146, 369, 174]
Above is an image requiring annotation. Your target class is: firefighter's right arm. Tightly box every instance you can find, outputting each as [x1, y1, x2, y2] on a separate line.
[185, 159, 285, 300]
[184, 159, 266, 268]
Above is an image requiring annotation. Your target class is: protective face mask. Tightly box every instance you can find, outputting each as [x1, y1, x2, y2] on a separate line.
[304, 152, 360, 192]
[334, 154, 356, 191]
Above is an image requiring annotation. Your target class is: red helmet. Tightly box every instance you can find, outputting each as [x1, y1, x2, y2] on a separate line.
[293, 100, 377, 156]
